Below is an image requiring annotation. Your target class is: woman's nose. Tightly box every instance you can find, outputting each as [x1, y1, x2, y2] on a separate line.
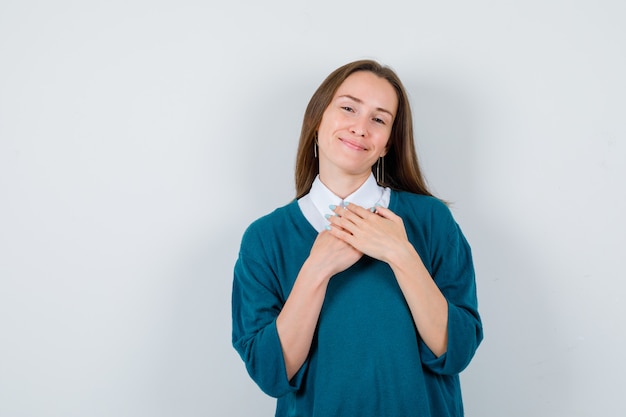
[350, 118, 367, 136]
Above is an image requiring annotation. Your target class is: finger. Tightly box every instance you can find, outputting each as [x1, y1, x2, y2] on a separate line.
[372, 205, 399, 220]
[327, 214, 358, 237]
[325, 222, 357, 244]
[329, 204, 360, 227]
[343, 202, 373, 219]
[330, 204, 349, 219]
[337, 206, 369, 230]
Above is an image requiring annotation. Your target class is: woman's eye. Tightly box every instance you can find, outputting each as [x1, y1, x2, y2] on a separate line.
[341, 106, 354, 112]
[373, 117, 385, 124]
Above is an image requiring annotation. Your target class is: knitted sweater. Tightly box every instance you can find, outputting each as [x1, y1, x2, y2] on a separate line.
[232, 190, 483, 416]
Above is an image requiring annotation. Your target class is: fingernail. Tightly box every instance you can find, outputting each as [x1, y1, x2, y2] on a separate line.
[324, 213, 333, 219]
[329, 204, 337, 210]
[324, 225, 331, 231]
[343, 201, 350, 207]
[369, 207, 376, 212]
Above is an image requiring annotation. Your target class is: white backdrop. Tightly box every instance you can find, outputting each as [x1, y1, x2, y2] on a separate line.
[1, 1, 625, 416]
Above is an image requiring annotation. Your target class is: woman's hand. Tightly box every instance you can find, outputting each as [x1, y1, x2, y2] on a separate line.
[276, 227, 362, 380]
[306, 228, 363, 281]
[326, 203, 411, 264]
[327, 202, 449, 356]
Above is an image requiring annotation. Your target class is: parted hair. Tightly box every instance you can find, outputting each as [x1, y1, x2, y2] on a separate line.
[294, 60, 435, 200]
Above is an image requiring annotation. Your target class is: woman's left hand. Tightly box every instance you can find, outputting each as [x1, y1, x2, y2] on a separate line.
[326, 202, 410, 263]
[329, 202, 449, 357]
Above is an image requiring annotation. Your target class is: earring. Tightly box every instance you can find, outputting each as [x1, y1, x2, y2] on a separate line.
[314, 133, 318, 158]
[376, 156, 385, 184]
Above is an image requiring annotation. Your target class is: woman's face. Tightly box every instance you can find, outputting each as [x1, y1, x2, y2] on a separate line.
[316, 71, 398, 181]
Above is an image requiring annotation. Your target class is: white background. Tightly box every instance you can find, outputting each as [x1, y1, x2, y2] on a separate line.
[1, 1, 625, 416]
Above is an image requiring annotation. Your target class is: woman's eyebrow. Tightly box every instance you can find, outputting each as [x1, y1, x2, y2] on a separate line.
[337, 94, 394, 117]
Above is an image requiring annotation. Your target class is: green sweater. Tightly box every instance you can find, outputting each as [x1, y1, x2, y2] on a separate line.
[232, 191, 482, 416]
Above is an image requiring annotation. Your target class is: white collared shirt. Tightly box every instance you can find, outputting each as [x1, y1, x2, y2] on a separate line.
[298, 173, 391, 233]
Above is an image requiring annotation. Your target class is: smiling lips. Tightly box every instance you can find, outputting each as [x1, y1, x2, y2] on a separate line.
[339, 137, 367, 151]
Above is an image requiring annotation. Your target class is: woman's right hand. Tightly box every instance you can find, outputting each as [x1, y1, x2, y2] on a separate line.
[305, 229, 363, 281]
[277, 229, 362, 380]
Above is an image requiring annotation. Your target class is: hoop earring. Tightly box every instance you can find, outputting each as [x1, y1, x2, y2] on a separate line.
[376, 156, 385, 184]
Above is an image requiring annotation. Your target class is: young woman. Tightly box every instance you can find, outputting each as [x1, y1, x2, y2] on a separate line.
[232, 60, 482, 416]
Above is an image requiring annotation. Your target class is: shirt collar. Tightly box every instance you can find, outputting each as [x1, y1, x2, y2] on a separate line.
[309, 173, 385, 217]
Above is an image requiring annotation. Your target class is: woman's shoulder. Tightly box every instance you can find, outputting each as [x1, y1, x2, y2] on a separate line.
[390, 190, 458, 232]
[244, 200, 299, 232]
[239, 200, 304, 245]
[391, 190, 465, 247]
[238, 199, 313, 260]
[391, 190, 449, 214]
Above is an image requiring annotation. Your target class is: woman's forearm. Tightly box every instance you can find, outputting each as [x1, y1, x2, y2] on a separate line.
[276, 260, 330, 380]
[387, 243, 449, 357]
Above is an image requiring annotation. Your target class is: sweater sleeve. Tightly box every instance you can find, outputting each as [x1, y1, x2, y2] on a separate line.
[231, 226, 307, 397]
[419, 209, 483, 375]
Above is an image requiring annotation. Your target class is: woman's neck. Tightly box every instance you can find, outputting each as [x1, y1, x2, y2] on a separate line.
[318, 171, 370, 199]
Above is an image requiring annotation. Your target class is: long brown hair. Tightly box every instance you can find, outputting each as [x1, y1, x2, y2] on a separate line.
[295, 60, 435, 199]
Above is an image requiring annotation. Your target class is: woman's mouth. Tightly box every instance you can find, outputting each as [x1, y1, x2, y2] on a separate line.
[339, 138, 367, 151]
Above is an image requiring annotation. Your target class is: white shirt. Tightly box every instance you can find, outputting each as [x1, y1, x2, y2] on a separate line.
[298, 173, 391, 233]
